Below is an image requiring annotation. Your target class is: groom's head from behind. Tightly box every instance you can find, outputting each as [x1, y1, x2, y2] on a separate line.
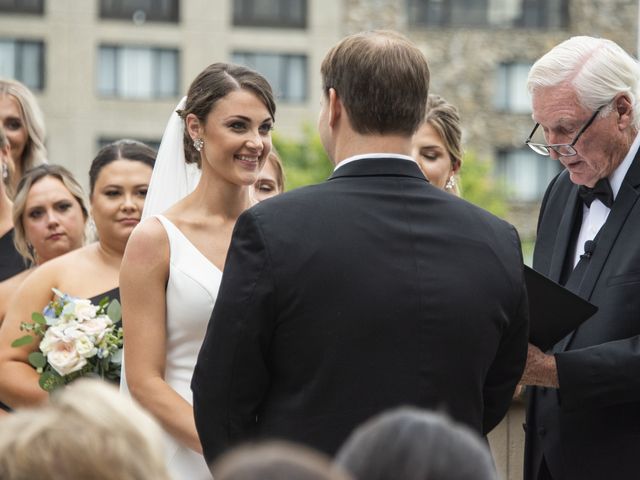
[319, 30, 430, 161]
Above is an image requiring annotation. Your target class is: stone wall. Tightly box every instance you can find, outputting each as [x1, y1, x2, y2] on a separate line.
[343, 0, 638, 241]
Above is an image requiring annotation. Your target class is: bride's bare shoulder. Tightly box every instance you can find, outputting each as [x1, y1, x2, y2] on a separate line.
[122, 217, 170, 267]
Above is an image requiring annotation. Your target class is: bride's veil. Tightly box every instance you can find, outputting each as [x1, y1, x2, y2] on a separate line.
[142, 96, 202, 220]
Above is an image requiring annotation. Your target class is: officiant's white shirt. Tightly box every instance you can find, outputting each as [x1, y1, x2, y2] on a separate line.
[573, 131, 640, 266]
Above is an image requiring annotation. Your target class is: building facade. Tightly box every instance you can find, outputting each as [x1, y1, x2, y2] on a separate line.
[1, 2, 639, 478]
[0, 0, 342, 185]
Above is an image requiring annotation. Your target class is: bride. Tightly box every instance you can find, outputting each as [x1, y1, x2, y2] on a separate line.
[119, 63, 276, 479]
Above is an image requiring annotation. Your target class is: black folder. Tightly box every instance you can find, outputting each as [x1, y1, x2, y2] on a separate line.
[524, 266, 598, 352]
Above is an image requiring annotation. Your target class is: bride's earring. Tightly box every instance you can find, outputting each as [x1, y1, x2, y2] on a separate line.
[1, 162, 7, 180]
[193, 138, 204, 152]
[445, 175, 456, 191]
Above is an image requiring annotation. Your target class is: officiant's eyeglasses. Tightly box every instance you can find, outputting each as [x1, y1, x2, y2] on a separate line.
[525, 105, 604, 157]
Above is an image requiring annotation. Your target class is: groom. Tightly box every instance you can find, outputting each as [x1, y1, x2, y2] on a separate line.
[192, 30, 529, 465]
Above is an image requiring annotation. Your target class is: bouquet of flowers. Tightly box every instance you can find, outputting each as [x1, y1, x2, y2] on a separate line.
[11, 288, 123, 392]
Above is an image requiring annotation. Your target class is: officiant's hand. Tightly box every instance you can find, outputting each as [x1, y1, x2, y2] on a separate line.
[520, 343, 559, 388]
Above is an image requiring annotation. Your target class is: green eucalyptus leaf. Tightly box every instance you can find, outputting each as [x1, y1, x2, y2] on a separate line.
[11, 335, 34, 348]
[39, 371, 63, 392]
[107, 299, 121, 322]
[32, 312, 46, 325]
[28, 351, 46, 369]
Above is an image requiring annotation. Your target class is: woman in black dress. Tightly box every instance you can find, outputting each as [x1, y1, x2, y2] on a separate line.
[0, 164, 89, 326]
[0, 126, 24, 282]
[0, 140, 154, 409]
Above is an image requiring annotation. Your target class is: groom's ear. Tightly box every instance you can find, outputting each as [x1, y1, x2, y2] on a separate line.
[186, 113, 203, 140]
[328, 88, 341, 128]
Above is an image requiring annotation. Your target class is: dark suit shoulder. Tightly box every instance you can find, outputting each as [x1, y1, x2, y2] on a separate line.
[539, 169, 573, 218]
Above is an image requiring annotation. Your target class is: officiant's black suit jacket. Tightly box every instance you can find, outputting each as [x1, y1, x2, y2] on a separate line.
[525, 149, 640, 480]
[192, 158, 528, 465]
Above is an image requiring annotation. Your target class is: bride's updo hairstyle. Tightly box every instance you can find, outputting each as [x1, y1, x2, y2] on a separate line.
[177, 62, 276, 167]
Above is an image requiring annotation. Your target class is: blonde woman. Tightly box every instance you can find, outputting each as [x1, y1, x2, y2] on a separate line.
[254, 149, 285, 201]
[0, 164, 88, 326]
[0, 379, 170, 480]
[411, 94, 463, 196]
[0, 78, 47, 191]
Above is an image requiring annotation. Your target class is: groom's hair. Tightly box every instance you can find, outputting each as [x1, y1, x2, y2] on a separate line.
[321, 30, 430, 136]
[178, 62, 276, 167]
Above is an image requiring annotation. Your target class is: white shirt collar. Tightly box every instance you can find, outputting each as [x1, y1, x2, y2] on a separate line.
[609, 130, 640, 199]
[333, 153, 416, 172]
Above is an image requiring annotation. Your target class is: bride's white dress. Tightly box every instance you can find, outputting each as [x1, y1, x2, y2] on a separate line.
[122, 214, 221, 479]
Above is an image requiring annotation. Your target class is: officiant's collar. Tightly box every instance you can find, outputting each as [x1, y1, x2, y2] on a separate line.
[333, 153, 416, 172]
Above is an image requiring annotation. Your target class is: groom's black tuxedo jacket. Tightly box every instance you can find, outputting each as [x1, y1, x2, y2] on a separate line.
[192, 158, 528, 464]
[525, 149, 640, 480]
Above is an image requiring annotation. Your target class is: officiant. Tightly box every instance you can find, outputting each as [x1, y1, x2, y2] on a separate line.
[521, 36, 640, 480]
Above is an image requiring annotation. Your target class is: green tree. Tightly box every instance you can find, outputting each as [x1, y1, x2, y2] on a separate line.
[459, 150, 509, 218]
[273, 125, 333, 191]
[274, 131, 509, 222]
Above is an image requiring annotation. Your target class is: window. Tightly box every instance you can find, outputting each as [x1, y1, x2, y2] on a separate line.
[0, 39, 44, 90]
[233, 0, 306, 28]
[98, 46, 179, 100]
[232, 52, 307, 102]
[0, 0, 43, 14]
[496, 148, 561, 201]
[408, 0, 568, 29]
[99, 0, 179, 22]
[494, 62, 532, 113]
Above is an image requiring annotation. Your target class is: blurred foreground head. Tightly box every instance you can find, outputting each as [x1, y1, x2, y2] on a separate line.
[213, 440, 353, 480]
[336, 407, 497, 480]
[0, 379, 170, 480]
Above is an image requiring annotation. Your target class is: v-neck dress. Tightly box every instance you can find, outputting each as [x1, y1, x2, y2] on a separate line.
[121, 214, 221, 479]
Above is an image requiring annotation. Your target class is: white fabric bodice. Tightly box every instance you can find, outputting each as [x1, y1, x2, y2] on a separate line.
[121, 214, 220, 479]
[159, 214, 221, 405]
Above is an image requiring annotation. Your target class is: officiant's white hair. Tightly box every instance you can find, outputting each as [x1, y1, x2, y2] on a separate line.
[527, 36, 640, 128]
[0, 379, 170, 480]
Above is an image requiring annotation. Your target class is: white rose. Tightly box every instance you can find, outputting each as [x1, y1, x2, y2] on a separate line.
[79, 315, 112, 339]
[39, 327, 65, 355]
[75, 336, 97, 358]
[47, 342, 87, 376]
[59, 322, 85, 341]
[72, 299, 98, 322]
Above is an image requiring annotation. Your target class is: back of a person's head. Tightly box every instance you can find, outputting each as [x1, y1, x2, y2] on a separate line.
[321, 30, 430, 136]
[0, 379, 170, 480]
[213, 441, 353, 480]
[336, 407, 496, 480]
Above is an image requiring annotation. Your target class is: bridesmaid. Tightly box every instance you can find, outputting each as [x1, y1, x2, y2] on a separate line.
[411, 94, 463, 196]
[0, 125, 24, 281]
[0, 78, 47, 192]
[0, 140, 154, 408]
[0, 164, 88, 326]
[254, 149, 285, 201]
